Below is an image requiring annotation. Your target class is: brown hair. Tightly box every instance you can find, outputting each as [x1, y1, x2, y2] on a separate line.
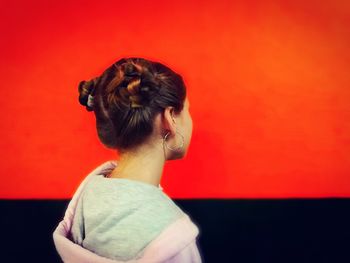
[78, 57, 186, 152]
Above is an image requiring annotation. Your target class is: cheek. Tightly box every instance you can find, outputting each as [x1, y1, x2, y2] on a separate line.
[188, 114, 193, 135]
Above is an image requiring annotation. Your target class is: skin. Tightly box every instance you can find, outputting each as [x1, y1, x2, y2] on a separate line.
[108, 97, 193, 187]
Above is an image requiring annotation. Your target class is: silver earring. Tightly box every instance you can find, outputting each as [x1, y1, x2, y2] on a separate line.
[163, 130, 184, 151]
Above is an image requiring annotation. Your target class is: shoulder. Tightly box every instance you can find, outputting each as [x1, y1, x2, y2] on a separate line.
[79, 176, 185, 261]
[82, 176, 185, 221]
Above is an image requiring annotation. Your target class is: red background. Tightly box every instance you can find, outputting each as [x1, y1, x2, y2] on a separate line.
[1, 0, 349, 199]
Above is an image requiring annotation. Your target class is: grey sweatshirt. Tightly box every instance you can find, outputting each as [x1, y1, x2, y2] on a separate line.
[71, 175, 185, 261]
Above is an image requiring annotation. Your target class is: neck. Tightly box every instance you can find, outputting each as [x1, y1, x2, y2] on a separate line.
[109, 144, 166, 187]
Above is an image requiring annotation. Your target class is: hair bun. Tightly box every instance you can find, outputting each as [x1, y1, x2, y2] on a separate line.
[78, 79, 95, 111]
[123, 62, 142, 78]
[121, 62, 149, 108]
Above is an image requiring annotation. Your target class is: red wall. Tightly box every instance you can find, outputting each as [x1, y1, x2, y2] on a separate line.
[1, 0, 349, 198]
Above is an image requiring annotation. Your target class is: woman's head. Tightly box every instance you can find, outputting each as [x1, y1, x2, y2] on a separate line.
[78, 57, 192, 158]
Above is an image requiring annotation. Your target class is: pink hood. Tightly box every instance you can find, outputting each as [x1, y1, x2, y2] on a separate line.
[53, 161, 202, 263]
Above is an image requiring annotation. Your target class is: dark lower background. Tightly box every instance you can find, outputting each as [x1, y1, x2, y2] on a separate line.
[1, 198, 349, 263]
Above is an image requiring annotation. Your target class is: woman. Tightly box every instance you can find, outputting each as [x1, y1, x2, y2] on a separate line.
[53, 57, 202, 262]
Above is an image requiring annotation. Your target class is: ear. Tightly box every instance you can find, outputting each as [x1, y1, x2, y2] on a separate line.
[162, 106, 177, 136]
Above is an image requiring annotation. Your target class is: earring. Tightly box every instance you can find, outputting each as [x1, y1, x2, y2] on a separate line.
[163, 130, 184, 151]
